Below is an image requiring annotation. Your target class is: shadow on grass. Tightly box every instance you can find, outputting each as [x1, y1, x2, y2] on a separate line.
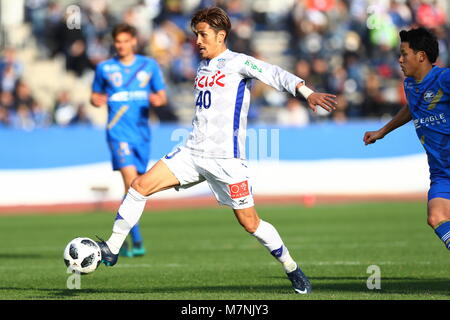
[1, 276, 449, 299]
[310, 276, 450, 296]
[0, 285, 290, 299]
[0, 253, 47, 259]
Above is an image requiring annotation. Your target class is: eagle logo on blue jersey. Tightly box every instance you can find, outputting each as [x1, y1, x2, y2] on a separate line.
[424, 90, 435, 103]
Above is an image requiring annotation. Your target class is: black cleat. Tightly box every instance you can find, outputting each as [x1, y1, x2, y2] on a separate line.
[286, 265, 312, 294]
[96, 236, 118, 267]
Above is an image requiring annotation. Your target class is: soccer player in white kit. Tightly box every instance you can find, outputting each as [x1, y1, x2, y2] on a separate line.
[96, 7, 337, 294]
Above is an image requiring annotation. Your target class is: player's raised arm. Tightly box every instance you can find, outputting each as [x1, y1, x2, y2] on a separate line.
[238, 55, 336, 112]
[363, 105, 412, 145]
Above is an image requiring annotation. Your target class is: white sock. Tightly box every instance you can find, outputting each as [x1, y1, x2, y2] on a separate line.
[252, 220, 297, 273]
[106, 232, 127, 255]
[106, 187, 148, 254]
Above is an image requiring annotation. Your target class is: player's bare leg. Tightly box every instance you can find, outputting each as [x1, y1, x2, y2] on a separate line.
[233, 206, 312, 294]
[427, 198, 450, 250]
[119, 165, 139, 193]
[233, 206, 260, 233]
[98, 161, 180, 266]
[131, 160, 181, 196]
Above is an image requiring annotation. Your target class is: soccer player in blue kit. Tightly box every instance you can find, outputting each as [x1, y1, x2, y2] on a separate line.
[364, 27, 450, 251]
[90, 23, 167, 257]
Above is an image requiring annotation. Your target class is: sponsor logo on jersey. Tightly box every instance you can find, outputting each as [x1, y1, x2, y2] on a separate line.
[229, 180, 250, 199]
[413, 113, 446, 129]
[244, 59, 262, 73]
[195, 71, 226, 88]
[109, 90, 148, 102]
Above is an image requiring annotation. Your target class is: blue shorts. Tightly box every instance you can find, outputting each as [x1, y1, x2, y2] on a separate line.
[428, 177, 450, 201]
[108, 140, 150, 174]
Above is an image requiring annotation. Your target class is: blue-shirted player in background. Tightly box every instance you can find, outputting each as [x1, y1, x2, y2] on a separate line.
[364, 27, 450, 251]
[90, 23, 167, 257]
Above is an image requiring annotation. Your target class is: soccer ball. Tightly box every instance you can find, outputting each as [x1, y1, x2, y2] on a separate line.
[63, 237, 101, 274]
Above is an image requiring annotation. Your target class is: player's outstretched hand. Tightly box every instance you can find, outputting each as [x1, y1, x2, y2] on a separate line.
[363, 130, 385, 145]
[307, 93, 337, 113]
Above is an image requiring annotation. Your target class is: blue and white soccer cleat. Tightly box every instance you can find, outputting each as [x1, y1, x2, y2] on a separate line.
[96, 237, 118, 267]
[286, 265, 312, 294]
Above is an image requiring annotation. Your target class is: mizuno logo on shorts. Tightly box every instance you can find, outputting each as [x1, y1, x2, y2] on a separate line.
[238, 199, 248, 205]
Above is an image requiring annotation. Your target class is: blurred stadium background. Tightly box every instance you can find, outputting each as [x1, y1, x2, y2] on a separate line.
[0, 0, 449, 211]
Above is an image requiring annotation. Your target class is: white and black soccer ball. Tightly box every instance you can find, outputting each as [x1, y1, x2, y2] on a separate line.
[63, 237, 101, 274]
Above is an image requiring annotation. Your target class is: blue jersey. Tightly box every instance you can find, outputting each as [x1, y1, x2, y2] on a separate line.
[92, 54, 165, 143]
[405, 66, 450, 180]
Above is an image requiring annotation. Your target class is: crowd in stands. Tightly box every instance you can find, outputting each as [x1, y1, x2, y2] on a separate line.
[0, 0, 449, 129]
[0, 46, 93, 129]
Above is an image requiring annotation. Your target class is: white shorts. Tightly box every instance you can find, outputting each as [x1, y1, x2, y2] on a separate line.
[161, 146, 255, 209]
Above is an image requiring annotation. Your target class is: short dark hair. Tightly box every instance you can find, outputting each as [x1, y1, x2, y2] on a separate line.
[399, 27, 439, 63]
[190, 7, 231, 41]
[112, 23, 137, 39]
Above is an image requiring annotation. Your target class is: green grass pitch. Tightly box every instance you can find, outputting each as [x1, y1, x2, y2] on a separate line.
[0, 202, 448, 300]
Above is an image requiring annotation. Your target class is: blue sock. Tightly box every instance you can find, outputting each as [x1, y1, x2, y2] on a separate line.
[434, 221, 450, 250]
[130, 224, 143, 245]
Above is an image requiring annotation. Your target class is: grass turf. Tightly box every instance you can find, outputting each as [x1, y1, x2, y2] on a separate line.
[0, 202, 448, 300]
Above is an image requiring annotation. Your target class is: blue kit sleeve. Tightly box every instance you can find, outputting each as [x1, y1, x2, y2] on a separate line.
[438, 68, 450, 94]
[92, 64, 106, 93]
[149, 61, 166, 93]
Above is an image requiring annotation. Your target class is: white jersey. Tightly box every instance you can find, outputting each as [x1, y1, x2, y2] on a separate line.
[185, 49, 304, 159]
